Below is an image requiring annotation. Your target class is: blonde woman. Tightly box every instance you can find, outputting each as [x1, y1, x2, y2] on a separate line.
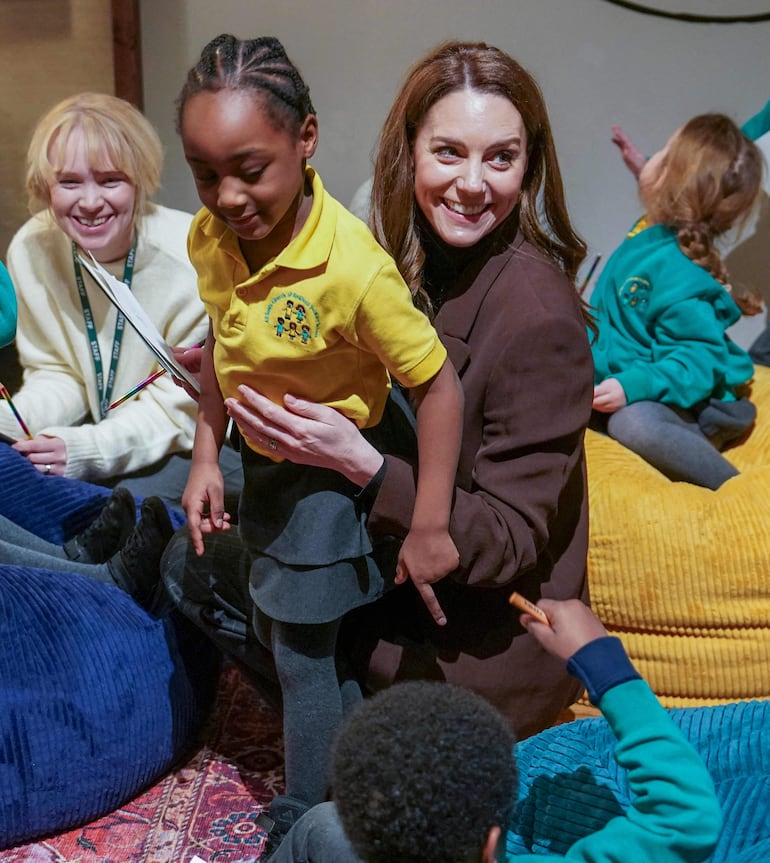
[2, 92, 209, 504]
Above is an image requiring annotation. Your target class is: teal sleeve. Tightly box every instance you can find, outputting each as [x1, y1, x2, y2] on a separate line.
[741, 98, 770, 141]
[0, 262, 17, 348]
[615, 295, 748, 406]
[550, 680, 722, 863]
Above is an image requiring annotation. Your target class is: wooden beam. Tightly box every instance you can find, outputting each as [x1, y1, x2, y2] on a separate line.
[111, 0, 143, 109]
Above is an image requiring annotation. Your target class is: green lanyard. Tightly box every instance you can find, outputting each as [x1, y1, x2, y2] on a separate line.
[72, 240, 137, 419]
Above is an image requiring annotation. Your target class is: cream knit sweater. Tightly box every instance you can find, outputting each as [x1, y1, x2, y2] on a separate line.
[3, 204, 207, 481]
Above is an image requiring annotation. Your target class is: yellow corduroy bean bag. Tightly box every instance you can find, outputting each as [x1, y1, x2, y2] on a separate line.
[586, 363, 770, 708]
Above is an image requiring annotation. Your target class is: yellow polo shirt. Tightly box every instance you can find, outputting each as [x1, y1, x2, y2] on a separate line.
[189, 168, 446, 455]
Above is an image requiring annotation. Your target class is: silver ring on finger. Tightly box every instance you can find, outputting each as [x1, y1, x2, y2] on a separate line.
[44, 464, 52, 475]
[268, 437, 279, 451]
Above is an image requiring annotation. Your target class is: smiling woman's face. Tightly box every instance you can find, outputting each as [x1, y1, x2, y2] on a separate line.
[412, 88, 528, 248]
[48, 129, 136, 263]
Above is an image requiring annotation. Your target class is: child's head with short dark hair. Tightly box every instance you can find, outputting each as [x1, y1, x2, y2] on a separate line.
[332, 681, 517, 863]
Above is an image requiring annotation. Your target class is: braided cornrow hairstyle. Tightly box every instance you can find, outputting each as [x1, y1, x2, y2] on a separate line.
[176, 34, 315, 135]
[643, 113, 763, 286]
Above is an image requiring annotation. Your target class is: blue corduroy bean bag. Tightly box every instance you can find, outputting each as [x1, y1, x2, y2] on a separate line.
[0, 446, 218, 848]
[0, 566, 219, 849]
[508, 699, 770, 862]
[0, 442, 186, 543]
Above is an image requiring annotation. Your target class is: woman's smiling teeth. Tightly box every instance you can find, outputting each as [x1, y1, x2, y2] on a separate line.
[77, 216, 109, 227]
[444, 199, 487, 216]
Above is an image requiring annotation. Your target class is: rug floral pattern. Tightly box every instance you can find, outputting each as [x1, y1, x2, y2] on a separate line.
[1, 661, 284, 863]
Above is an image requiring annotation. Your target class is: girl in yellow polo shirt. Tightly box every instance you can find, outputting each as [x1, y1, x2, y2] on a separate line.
[177, 34, 463, 854]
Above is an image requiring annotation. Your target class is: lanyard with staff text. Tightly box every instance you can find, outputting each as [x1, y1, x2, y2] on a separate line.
[72, 240, 137, 419]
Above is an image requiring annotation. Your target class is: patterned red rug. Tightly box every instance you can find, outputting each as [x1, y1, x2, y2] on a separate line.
[1, 661, 284, 863]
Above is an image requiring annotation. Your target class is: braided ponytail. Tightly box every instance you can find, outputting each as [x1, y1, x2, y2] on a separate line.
[642, 114, 762, 287]
[676, 223, 729, 284]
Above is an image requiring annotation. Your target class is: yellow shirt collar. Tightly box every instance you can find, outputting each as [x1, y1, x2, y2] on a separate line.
[197, 166, 334, 276]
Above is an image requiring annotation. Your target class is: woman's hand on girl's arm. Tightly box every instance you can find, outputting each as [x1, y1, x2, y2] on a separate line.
[592, 378, 627, 412]
[13, 434, 67, 475]
[225, 386, 384, 487]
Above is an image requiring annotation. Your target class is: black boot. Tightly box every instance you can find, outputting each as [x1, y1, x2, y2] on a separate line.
[106, 496, 174, 608]
[257, 795, 310, 860]
[64, 487, 136, 564]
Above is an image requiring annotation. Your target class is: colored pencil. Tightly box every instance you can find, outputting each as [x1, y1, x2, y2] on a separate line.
[578, 254, 602, 296]
[0, 383, 33, 439]
[108, 367, 166, 410]
[107, 339, 206, 410]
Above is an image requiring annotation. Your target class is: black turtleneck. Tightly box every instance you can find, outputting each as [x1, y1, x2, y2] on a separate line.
[419, 214, 517, 313]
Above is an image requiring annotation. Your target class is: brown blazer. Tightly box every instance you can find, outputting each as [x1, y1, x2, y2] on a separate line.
[351, 228, 594, 738]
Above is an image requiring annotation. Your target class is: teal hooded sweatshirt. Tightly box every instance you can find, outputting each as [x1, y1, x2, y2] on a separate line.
[590, 220, 752, 408]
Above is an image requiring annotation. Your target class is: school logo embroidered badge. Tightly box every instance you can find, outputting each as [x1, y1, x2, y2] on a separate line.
[264, 292, 319, 346]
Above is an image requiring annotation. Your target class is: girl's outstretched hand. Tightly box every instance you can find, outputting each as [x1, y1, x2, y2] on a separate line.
[395, 526, 457, 627]
[729, 284, 764, 317]
[182, 461, 231, 556]
[518, 598, 608, 661]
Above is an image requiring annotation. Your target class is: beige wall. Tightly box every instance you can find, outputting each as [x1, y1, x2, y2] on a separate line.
[0, 0, 114, 258]
[0, 0, 113, 388]
[140, 0, 770, 347]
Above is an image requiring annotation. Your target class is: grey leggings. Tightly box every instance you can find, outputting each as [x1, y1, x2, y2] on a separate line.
[253, 609, 362, 807]
[0, 514, 114, 583]
[606, 400, 739, 490]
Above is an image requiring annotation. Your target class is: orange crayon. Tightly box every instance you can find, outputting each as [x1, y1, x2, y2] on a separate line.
[509, 591, 550, 625]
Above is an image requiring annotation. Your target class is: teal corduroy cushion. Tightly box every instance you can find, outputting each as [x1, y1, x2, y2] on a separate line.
[507, 699, 770, 862]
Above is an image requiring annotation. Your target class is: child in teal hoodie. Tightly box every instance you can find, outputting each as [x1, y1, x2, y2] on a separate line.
[263, 599, 723, 863]
[591, 113, 763, 489]
[0, 262, 17, 349]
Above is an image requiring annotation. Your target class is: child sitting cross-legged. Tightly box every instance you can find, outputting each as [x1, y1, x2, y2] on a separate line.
[591, 114, 763, 490]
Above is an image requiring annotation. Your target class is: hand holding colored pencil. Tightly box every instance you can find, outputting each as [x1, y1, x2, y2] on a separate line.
[108, 340, 206, 410]
[0, 382, 32, 439]
[509, 591, 550, 625]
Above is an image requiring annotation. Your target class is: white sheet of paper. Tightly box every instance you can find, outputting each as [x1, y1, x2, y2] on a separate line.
[78, 253, 201, 394]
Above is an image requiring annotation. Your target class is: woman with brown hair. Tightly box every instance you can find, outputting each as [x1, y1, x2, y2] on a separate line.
[163, 39, 594, 750]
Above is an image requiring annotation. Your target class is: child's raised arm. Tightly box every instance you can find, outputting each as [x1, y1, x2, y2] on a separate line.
[395, 358, 463, 626]
[611, 125, 647, 178]
[182, 326, 232, 555]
